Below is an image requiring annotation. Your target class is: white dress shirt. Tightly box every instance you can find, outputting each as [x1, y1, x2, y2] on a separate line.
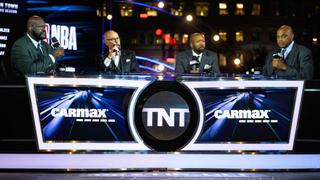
[104, 52, 120, 68]
[192, 50, 203, 62]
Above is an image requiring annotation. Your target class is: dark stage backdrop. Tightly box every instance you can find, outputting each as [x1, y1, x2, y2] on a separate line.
[0, 0, 98, 72]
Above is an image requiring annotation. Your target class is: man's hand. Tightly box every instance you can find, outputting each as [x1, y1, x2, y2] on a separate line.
[107, 45, 119, 59]
[272, 58, 288, 70]
[52, 47, 65, 59]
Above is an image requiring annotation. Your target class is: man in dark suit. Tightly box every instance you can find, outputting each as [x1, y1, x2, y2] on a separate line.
[97, 30, 138, 73]
[263, 25, 313, 80]
[175, 33, 220, 74]
[11, 15, 64, 77]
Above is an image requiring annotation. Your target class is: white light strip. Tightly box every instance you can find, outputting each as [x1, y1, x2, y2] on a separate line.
[0, 154, 319, 169]
[182, 80, 304, 151]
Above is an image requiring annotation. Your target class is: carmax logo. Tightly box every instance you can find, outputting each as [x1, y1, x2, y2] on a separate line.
[213, 110, 278, 124]
[51, 108, 115, 123]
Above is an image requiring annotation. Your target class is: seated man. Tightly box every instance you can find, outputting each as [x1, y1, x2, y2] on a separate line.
[97, 30, 138, 73]
[263, 25, 313, 79]
[11, 15, 64, 76]
[175, 33, 220, 74]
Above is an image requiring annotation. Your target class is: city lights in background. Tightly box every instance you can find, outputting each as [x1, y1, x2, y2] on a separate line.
[234, 58, 241, 66]
[157, 1, 165, 9]
[106, 14, 112, 20]
[313, 37, 318, 45]
[213, 34, 220, 42]
[155, 28, 163, 36]
[186, 14, 193, 22]
[139, 13, 148, 19]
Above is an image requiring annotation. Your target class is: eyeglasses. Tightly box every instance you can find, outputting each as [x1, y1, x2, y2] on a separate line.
[106, 37, 120, 41]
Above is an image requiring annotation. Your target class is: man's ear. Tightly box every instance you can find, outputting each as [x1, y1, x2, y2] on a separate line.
[27, 25, 32, 33]
[291, 34, 294, 41]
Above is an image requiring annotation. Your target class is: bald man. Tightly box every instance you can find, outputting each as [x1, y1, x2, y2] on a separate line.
[263, 25, 313, 79]
[175, 33, 220, 74]
[96, 30, 138, 73]
[10, 15, 64, 76]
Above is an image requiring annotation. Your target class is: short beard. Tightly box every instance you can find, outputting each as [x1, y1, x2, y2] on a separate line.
[193, 48, 204, 54]
[32, 31, 45, 41]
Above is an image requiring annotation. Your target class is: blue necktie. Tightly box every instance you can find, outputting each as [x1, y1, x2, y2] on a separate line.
[281, 48, 286, 59]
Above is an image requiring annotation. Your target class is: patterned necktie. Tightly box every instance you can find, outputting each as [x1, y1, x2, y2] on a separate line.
[37, 43, 43, 55]
[281, 48, 286, 59]
[192, 56, 200, 62]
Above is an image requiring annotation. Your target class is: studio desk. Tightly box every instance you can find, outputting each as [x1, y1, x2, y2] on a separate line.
[0, 73, 320, 170]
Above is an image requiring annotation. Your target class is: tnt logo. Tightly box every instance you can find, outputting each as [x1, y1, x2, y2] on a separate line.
[135, 82, 199, 151]
[139, 91, 191, 142]
[142, 108, 189, 127]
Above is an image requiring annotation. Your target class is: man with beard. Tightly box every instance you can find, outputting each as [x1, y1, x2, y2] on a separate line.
[96, 30, 138, 73]
[263, 25, 314, 79]
[175, 33, 220, 74]
[11, 15, 64, 76]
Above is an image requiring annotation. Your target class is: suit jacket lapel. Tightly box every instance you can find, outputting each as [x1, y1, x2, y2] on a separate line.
[24, 35, 41, 60]
[119, 50, 127, 72]
[187, 50, 193, 64]
[285, 44, 297, 65]
[199, 50, 207, 72]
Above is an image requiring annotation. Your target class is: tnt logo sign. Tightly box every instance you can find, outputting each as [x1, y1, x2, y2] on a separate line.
[143, 108, 189, 127]
[135, 81, 200, 151]
[140, 91, 190, 141]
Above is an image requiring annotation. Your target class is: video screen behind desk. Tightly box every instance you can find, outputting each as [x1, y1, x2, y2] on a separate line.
[0, 0, 97, 68]
[35, 86, 136, 142]
[196, 88, 296, 143]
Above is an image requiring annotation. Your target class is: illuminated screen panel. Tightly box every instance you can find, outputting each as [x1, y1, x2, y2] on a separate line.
[196, 88, 296, 143]
[35, 86, 136, 142]
[0, 0, 97, 67]
[0, 0, 21, 61]
[27, 76, 153, 151]
[181, 80, 304, 151]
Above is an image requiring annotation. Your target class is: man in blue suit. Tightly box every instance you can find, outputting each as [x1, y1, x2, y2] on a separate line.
[175, 33, 220, 74]
[263, 25, 314, 79]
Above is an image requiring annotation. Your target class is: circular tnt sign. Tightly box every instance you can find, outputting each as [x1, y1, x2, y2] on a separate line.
[134, 81, 199, 151]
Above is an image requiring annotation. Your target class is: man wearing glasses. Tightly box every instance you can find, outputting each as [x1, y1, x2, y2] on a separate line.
[97, 30, 138, 73]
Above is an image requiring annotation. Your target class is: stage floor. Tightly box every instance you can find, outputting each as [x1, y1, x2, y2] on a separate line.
[0, 172, 320, 180]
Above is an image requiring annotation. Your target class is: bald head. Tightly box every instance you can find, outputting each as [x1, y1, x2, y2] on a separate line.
[190, 33, 206, 54]
[104, 30, 121, 49]
[27, 15, 46, 41]
[276, 25, 294, 48]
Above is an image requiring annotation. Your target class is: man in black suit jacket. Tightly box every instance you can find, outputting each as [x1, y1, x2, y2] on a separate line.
[97, 30, 138, 73]
[11, 15, 64, 77]
[263, 25, 313, 80]
[175, 33, 220, 74]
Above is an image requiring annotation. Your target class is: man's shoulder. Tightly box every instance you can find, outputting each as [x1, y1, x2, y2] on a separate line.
[176, 49, 191, 56]
[122, 49, 135, 53]
[122, 49, 136, 56]
[294, 43, 311, 53]
[204, 49, 217, 56]
[12, 35, 29, 46]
